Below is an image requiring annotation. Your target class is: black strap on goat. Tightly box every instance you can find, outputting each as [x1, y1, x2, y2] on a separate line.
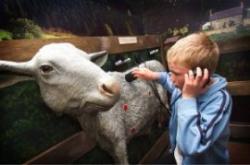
[143, 62, 171, 116]
[147, 80, 171, 116]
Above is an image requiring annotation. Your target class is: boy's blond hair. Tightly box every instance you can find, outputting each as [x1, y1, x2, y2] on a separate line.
[167, 32, 220, 74]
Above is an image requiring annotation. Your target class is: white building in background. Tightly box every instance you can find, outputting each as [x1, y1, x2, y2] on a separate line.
[202, 2, 250, 33]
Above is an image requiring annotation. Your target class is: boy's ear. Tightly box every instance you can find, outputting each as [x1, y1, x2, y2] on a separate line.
[0, 74, 34, 89]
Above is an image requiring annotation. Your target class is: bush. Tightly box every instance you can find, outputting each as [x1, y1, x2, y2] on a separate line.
[10, 18, 43, 39]
[0, 29, 13, 41]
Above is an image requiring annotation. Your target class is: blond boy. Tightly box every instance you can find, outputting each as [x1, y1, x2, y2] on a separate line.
[133, 33, 232, 164]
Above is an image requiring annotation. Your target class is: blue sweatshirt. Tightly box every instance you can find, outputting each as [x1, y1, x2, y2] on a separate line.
[159, 72, 232, 164]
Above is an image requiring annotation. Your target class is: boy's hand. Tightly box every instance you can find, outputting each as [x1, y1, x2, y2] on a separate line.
[132, 68, 160, 80]
[182, 67, 210, 99]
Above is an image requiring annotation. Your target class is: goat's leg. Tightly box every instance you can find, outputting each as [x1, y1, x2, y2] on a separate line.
[112, 139, 129, 164]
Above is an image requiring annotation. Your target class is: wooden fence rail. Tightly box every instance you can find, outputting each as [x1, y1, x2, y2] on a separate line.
[227, 80, 250, 96]
[0, 35, 160, 61]
[24, 131, 96, 164]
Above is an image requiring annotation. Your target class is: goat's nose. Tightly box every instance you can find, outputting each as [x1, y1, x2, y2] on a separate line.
[99, 79, 120, 97]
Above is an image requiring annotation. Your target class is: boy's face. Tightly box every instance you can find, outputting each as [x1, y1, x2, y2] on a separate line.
[168, 62, 189, 90]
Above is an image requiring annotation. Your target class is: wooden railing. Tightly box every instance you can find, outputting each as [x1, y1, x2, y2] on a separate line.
[0, 35, 160, 61]
[24, 131, 96, 164]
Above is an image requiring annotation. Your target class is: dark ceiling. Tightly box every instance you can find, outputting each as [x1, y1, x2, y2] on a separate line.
[0, 0, 249, 36]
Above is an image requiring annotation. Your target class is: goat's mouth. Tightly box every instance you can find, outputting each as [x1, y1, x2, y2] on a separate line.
[83, 102, 112, 114]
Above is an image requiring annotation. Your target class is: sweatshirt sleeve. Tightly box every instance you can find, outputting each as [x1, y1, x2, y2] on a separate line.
[158, 72, 175, 93]
[176, 90, 232, 156]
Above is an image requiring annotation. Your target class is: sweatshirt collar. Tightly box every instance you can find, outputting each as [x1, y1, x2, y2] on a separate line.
[199, 74, 227, 100]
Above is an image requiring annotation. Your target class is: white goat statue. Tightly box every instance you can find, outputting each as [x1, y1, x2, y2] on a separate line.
[0, 43, 169, 164]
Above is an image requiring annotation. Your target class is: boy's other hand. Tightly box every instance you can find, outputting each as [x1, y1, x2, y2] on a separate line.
[132, 68, 160, 80]
[182, 67, 210, 98]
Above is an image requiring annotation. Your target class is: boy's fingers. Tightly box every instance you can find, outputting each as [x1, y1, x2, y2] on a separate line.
[134, 72, 144, 76]
[140, 67, 150, 72]
[184, 73, 189, 83]
[188, 70, 194, 80]
[132, 68, 143, 74]
[196, 67, 202, 77]
[131, 68, 140, 74]
[132, 71, 143, 77]
[195, 67, 202, 82]
[132, 67, 146, 72]
[201, 68, 209, 86]
[132, 67, 139, 71]
[132, 67, 157, 80]
[132, 68, 149, 79]
[203, 68, 209, 79]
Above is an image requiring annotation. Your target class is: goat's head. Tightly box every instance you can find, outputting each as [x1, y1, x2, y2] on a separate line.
[0, 43, 120, 115]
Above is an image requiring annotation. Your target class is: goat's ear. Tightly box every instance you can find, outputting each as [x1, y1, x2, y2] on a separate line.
[89, 51, 108, 67]
[0, 60, 34, 89]
[0, 75, 34, 89]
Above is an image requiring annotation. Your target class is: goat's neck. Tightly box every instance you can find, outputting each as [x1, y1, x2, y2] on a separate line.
[76, 113, 99, 138]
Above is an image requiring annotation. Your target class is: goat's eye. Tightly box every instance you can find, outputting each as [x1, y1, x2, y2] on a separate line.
[40, 65, 53, 73]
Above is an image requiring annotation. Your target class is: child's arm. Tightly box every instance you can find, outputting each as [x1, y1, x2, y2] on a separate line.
[132, 68, 160, 80]
[132, 68, 175, 93]
[176, 91, 232, 156]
